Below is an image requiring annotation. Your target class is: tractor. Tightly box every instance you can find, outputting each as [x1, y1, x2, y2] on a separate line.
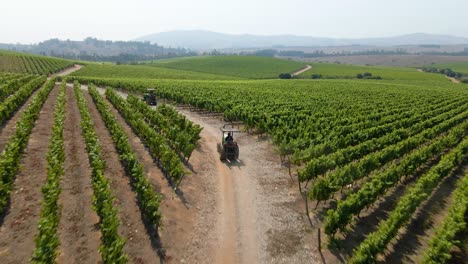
[143, 89, 157, 106]
[217, 125, 240, 161]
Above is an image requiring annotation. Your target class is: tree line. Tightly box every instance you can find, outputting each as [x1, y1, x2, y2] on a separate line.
[0, 37, 196, 63]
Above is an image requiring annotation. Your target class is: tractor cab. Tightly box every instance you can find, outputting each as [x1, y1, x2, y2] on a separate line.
[143, 89, 157, 106]
[217, 125, 240, 161]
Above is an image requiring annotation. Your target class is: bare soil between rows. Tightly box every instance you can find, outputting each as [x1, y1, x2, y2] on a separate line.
[0, 83, 44, 152]
[56, 86, 101, 264]
[0, 85, 59, 263]
[94, 88, 203, 263]
[83, 90, 161, 263]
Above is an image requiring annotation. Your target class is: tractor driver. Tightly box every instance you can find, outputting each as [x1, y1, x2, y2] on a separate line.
[225, 132, 233, 142]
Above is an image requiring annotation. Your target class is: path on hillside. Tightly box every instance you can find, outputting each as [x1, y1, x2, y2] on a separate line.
[50, 64, 83, 78]
[292, 65, 312, 76]
[446, 76, 461, 83]
[417, 68, 461, 84]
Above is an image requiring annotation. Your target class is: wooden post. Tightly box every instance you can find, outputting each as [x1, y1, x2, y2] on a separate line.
[318, 228, 322, 252]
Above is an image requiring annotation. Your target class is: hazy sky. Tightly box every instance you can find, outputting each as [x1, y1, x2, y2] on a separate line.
[2, 0, 467, 43]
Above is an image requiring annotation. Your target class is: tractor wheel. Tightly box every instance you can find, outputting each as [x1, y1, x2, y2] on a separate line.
[220, 150, 226, 161]
[217, 143, 226, 160]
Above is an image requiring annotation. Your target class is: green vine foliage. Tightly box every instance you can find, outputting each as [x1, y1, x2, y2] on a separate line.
[88, 84, 163, 227]
[31, 81, 66, 263]
[126, 94, 201, 160]
[0, 78, 56, 214]
[349, 137, 468, 263]
[74, 82, 127, 263]
[106, 88, 185, 187]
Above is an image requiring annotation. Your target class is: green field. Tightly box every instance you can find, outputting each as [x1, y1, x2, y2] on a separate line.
[70, 63, 243, 80]
[147, 55, 307, 79]
[0, 49, 74, 75]
[69, 56, 453, 83]
[300, 62, 447, 81]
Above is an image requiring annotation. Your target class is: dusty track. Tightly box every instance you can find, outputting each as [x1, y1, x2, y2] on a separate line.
[0, 85, 59, 263]
[175, 108, 316, 264]
[292, 65, 312, 76]
[446, 76, 461, 83]
[50, 64, 83, 78]
[417, 68, 461, 84]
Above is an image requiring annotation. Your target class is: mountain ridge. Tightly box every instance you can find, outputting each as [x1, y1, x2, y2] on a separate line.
[135, 30, 468, 50]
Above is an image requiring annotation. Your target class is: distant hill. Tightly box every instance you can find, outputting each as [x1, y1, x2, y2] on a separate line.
[147, 56, 306, 79]
[0, 37, 196, 62]
[135, 30, 468, 50]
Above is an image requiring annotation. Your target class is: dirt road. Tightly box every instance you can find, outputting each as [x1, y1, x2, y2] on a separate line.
[292, 65, 312, 76]
[174, 108, 316, 264]
[446, 76, 461, 83]
[50, 64, 83, 78]
[417, 69, 461, 84]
